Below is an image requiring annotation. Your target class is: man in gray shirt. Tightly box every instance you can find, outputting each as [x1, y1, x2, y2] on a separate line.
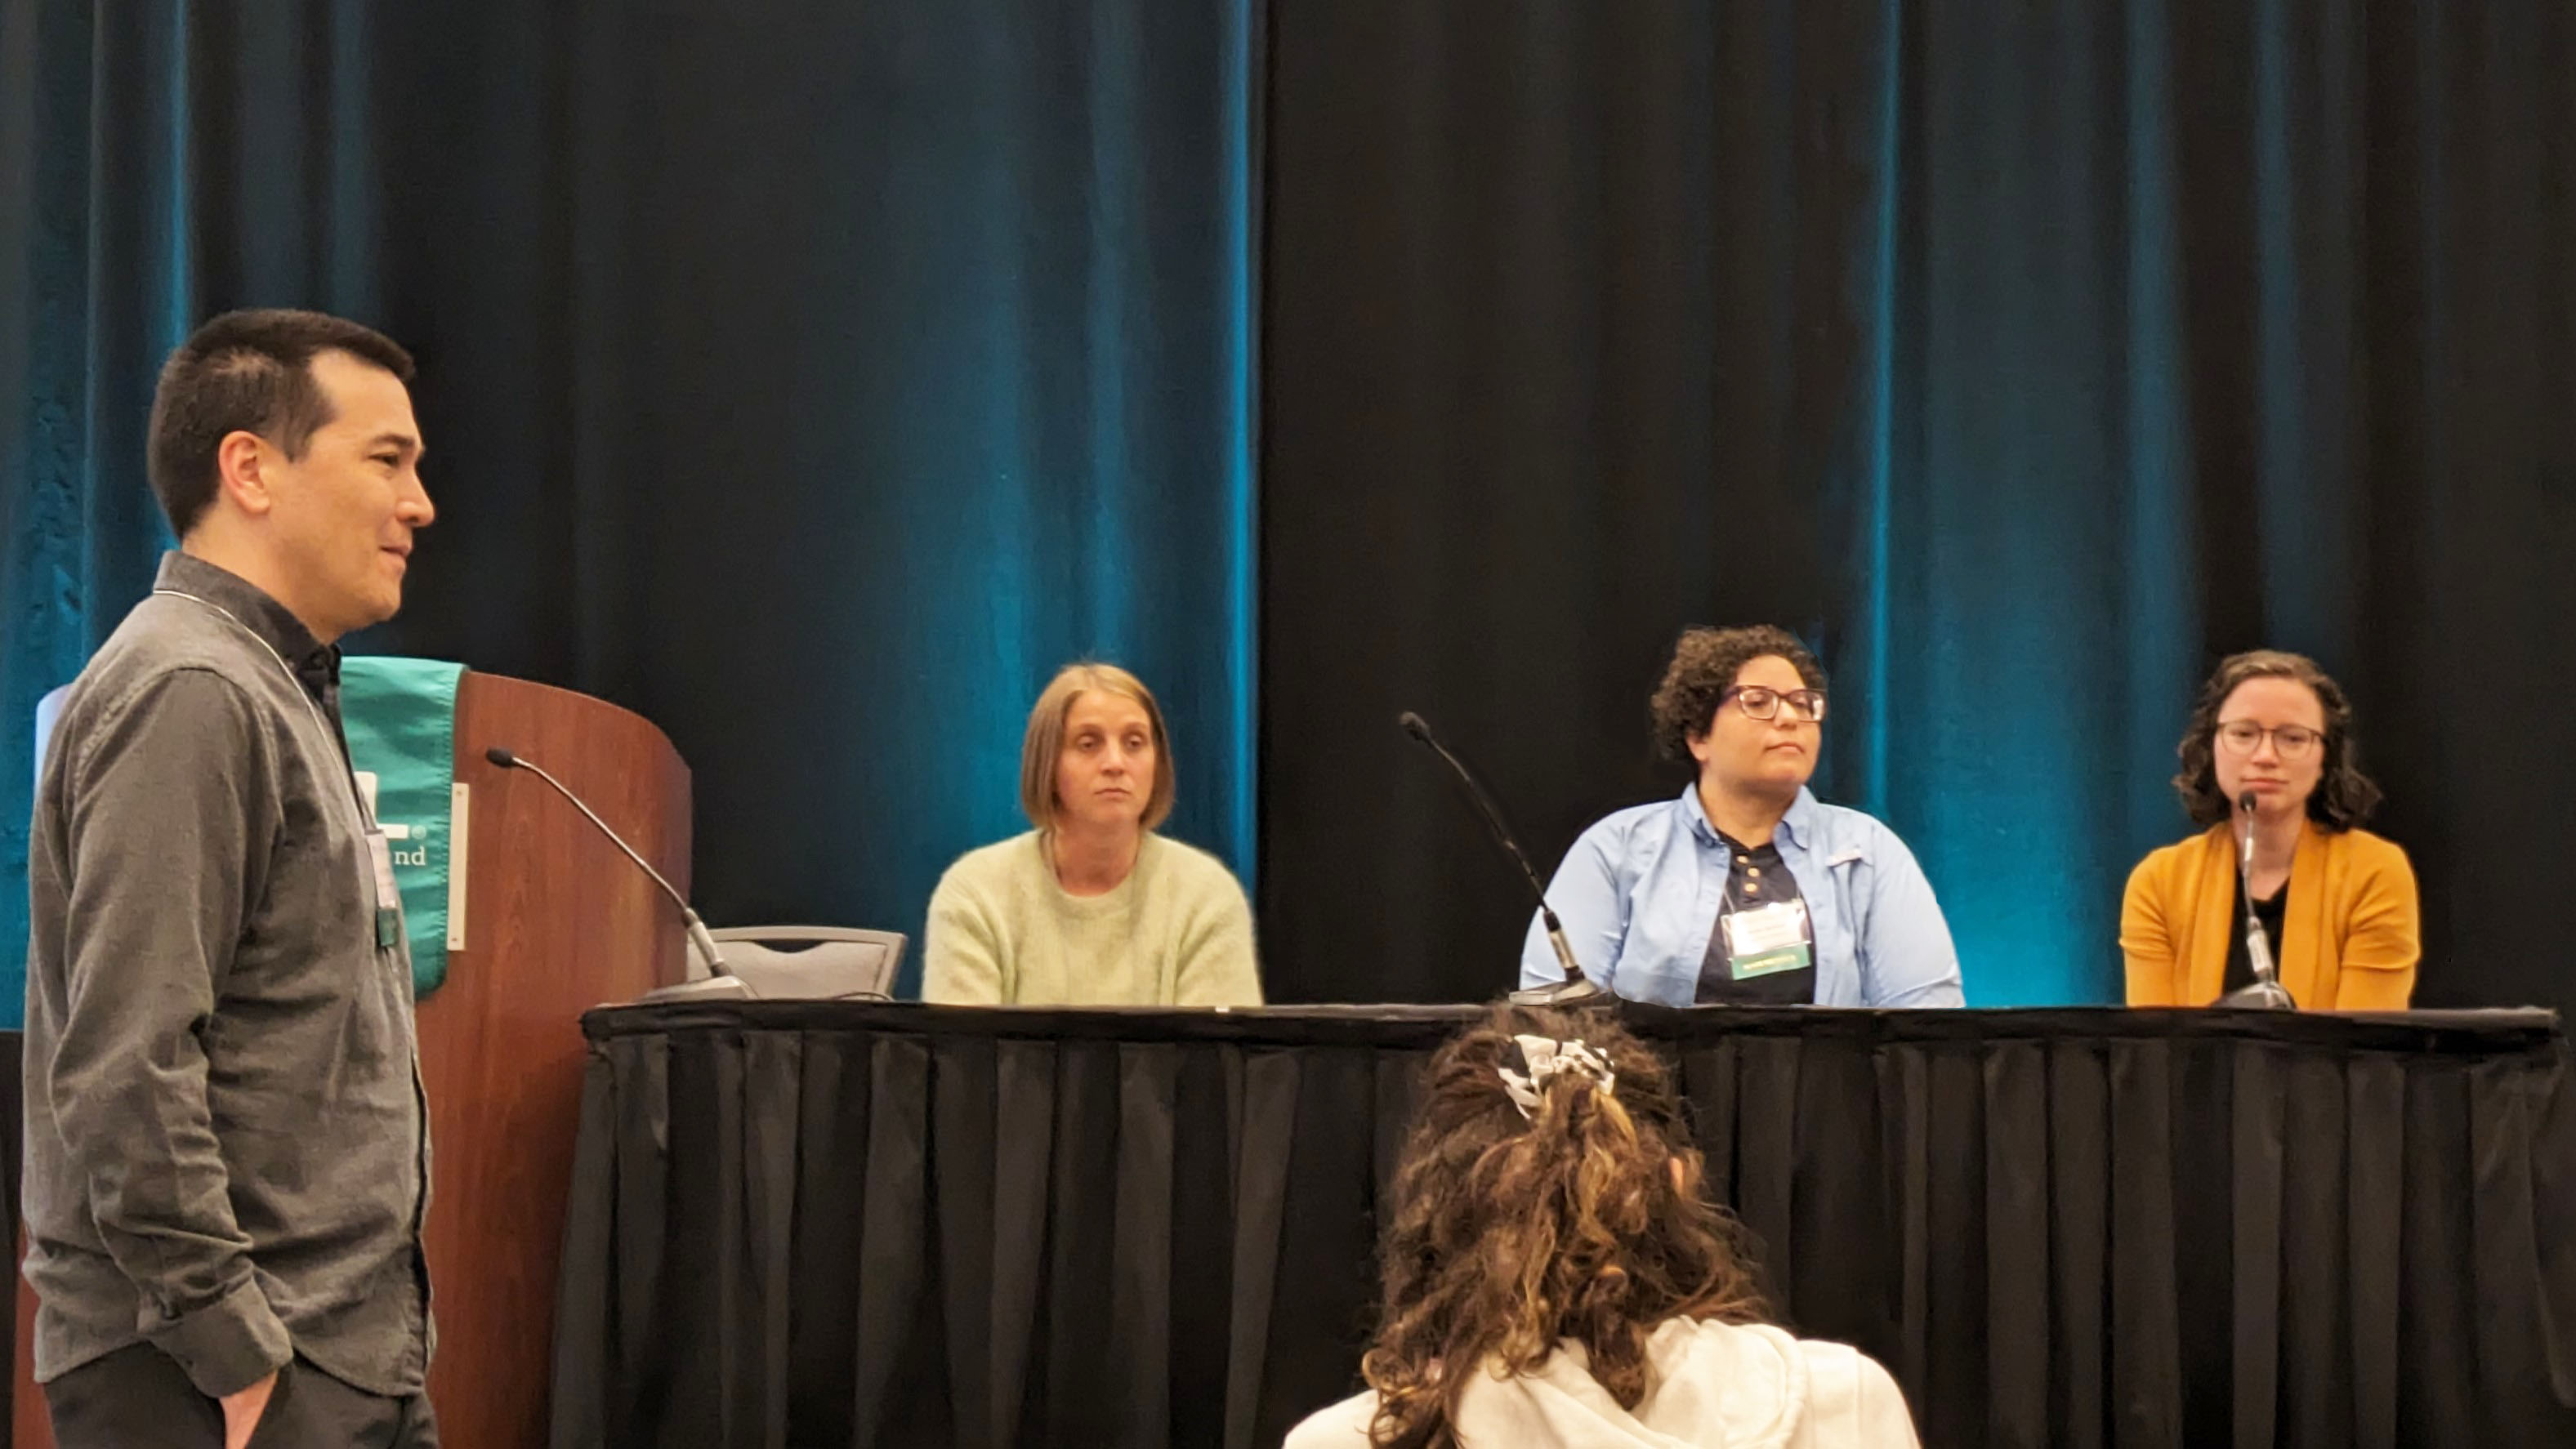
[23, 310, 440, 1448]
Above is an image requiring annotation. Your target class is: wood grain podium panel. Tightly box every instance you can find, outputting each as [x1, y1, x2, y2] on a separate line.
[416, 674, 691, 1448]
[15, 672, 690, 1449]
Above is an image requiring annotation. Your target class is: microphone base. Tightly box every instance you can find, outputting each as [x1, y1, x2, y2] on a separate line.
[2215, 979, 2299, 1010]
[641, 974, 757, 1003]
[1510, 974, 1611, 1008]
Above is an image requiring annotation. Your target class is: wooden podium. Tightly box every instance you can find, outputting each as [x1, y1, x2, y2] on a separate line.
[14, 672, 692, 1448]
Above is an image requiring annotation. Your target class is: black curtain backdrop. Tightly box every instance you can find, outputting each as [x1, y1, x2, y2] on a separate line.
[0, 0, 1258, 1018]
[1261, 2, 2576, 1008]
[6, 7, 2576, 1010]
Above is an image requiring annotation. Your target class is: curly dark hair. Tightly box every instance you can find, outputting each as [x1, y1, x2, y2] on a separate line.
[2172, 649, 2382, 831]
[1358, 1005, 1770, 1449]
[1647, 625, 1827, 764]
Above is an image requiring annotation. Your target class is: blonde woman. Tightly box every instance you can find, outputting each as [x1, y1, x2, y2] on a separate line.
[922, 662, 1262, 1006]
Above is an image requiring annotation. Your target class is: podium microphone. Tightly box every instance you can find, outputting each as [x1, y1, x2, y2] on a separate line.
[1396, 712, 1604, 1006]
[2217, 789, 2296, 1010]
[482, 746, 748, 997]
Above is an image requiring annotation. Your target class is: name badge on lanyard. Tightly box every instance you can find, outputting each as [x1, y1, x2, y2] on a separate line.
[366, 828, 402, 952]
[1721, 898, 1813, 980]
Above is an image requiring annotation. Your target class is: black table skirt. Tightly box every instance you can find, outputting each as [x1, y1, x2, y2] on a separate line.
[545, 1002, 2576, 1448]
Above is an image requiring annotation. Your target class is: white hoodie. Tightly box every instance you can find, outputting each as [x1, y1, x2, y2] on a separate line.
[1283, 1319, 1920, 1449]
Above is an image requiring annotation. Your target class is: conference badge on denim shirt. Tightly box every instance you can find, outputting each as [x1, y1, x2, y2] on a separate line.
[1722, 898, 1813, 980]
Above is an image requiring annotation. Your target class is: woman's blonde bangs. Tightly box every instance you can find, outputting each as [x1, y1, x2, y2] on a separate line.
[1019, 662, 1177, 830]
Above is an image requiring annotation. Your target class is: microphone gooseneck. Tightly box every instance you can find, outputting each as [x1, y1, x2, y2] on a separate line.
[484, 744, 734, 980]
[1397, 711, 1603, 1005]
[1398, 713, 1556, 911]
[2217, 788, 2297, 1010]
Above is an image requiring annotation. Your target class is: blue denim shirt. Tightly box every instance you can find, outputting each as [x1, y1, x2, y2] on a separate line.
[1520, 784, 1965, 1007]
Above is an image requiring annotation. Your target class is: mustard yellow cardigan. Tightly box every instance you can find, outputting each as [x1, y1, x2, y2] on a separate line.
[2120, 820, 2420, 1009]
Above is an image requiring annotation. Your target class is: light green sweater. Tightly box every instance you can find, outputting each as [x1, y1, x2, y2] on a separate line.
[922, 831, 1263, 1006]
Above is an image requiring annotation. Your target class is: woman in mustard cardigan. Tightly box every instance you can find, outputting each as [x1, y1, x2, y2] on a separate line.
[2122, 650, 2419, 1009]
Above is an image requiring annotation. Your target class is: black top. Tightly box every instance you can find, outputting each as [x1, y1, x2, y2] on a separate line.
[2222, 878, 2290, 996]
[1695, 830, 1819, 1004]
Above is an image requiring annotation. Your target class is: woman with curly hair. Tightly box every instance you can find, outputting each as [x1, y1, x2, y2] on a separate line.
[2121, 649, 2419, 1008]
[1285, 1005, 1919, 1448]
[1519, 625, 1962, 1006]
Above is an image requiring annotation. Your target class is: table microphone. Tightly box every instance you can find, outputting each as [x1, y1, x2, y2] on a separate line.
[483, 746, 751, 998]
[2217, 789, 2297, 1010]
[1396, 711, 1604, 1006]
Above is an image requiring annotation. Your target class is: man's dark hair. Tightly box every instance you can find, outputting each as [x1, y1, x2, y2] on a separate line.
[1648, 624, 1828, 763]
[2172, 649, 2382, 831]
[146, 309, 416, 537]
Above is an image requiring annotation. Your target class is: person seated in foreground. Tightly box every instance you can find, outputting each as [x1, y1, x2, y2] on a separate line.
[2121, 648, 2418, 1008]
[1286, 1004, 1920, 1449]
[1521, 625, 1963, 1005]
[922, 662, 1262, 1005]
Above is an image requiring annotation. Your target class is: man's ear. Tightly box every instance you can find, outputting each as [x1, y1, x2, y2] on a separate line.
[212, 430, 279, 519]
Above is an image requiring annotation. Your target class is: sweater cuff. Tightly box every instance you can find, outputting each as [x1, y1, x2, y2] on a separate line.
[146, 1275, 292, 1398]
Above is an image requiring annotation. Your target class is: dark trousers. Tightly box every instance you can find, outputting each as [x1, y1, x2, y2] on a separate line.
[46, 1343, 439, 1449]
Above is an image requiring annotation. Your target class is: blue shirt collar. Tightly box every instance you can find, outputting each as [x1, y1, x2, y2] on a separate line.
[1677, 781, 1821, 851]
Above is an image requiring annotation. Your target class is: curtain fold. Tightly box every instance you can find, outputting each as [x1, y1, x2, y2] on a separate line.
[551, 1002, 2576, 1448]
[1258, 0, 2576, 1010]
[0, 0, 1259, 1021]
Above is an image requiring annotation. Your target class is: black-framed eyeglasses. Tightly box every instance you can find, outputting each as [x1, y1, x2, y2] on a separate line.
[1721, 685, 1827, 723]
[2215, 720, 2321, 760]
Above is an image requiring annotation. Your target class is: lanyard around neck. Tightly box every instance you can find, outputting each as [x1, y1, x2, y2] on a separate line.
[150, 586, 376, 829]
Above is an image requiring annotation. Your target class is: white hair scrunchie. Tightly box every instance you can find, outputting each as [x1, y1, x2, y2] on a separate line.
[1497, 1034, 1617, 1120]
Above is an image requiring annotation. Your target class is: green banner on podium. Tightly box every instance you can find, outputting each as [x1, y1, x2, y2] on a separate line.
[342, 657, 467, 998]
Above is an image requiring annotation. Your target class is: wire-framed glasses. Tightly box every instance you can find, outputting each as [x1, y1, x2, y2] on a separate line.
[2215, 720, 2320, 760]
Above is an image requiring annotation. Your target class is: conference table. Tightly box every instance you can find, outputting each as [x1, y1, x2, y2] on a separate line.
[547, 1000, 2576, 1449]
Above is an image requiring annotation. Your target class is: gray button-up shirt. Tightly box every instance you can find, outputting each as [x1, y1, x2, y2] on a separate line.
[22, 552, 432, 1398]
